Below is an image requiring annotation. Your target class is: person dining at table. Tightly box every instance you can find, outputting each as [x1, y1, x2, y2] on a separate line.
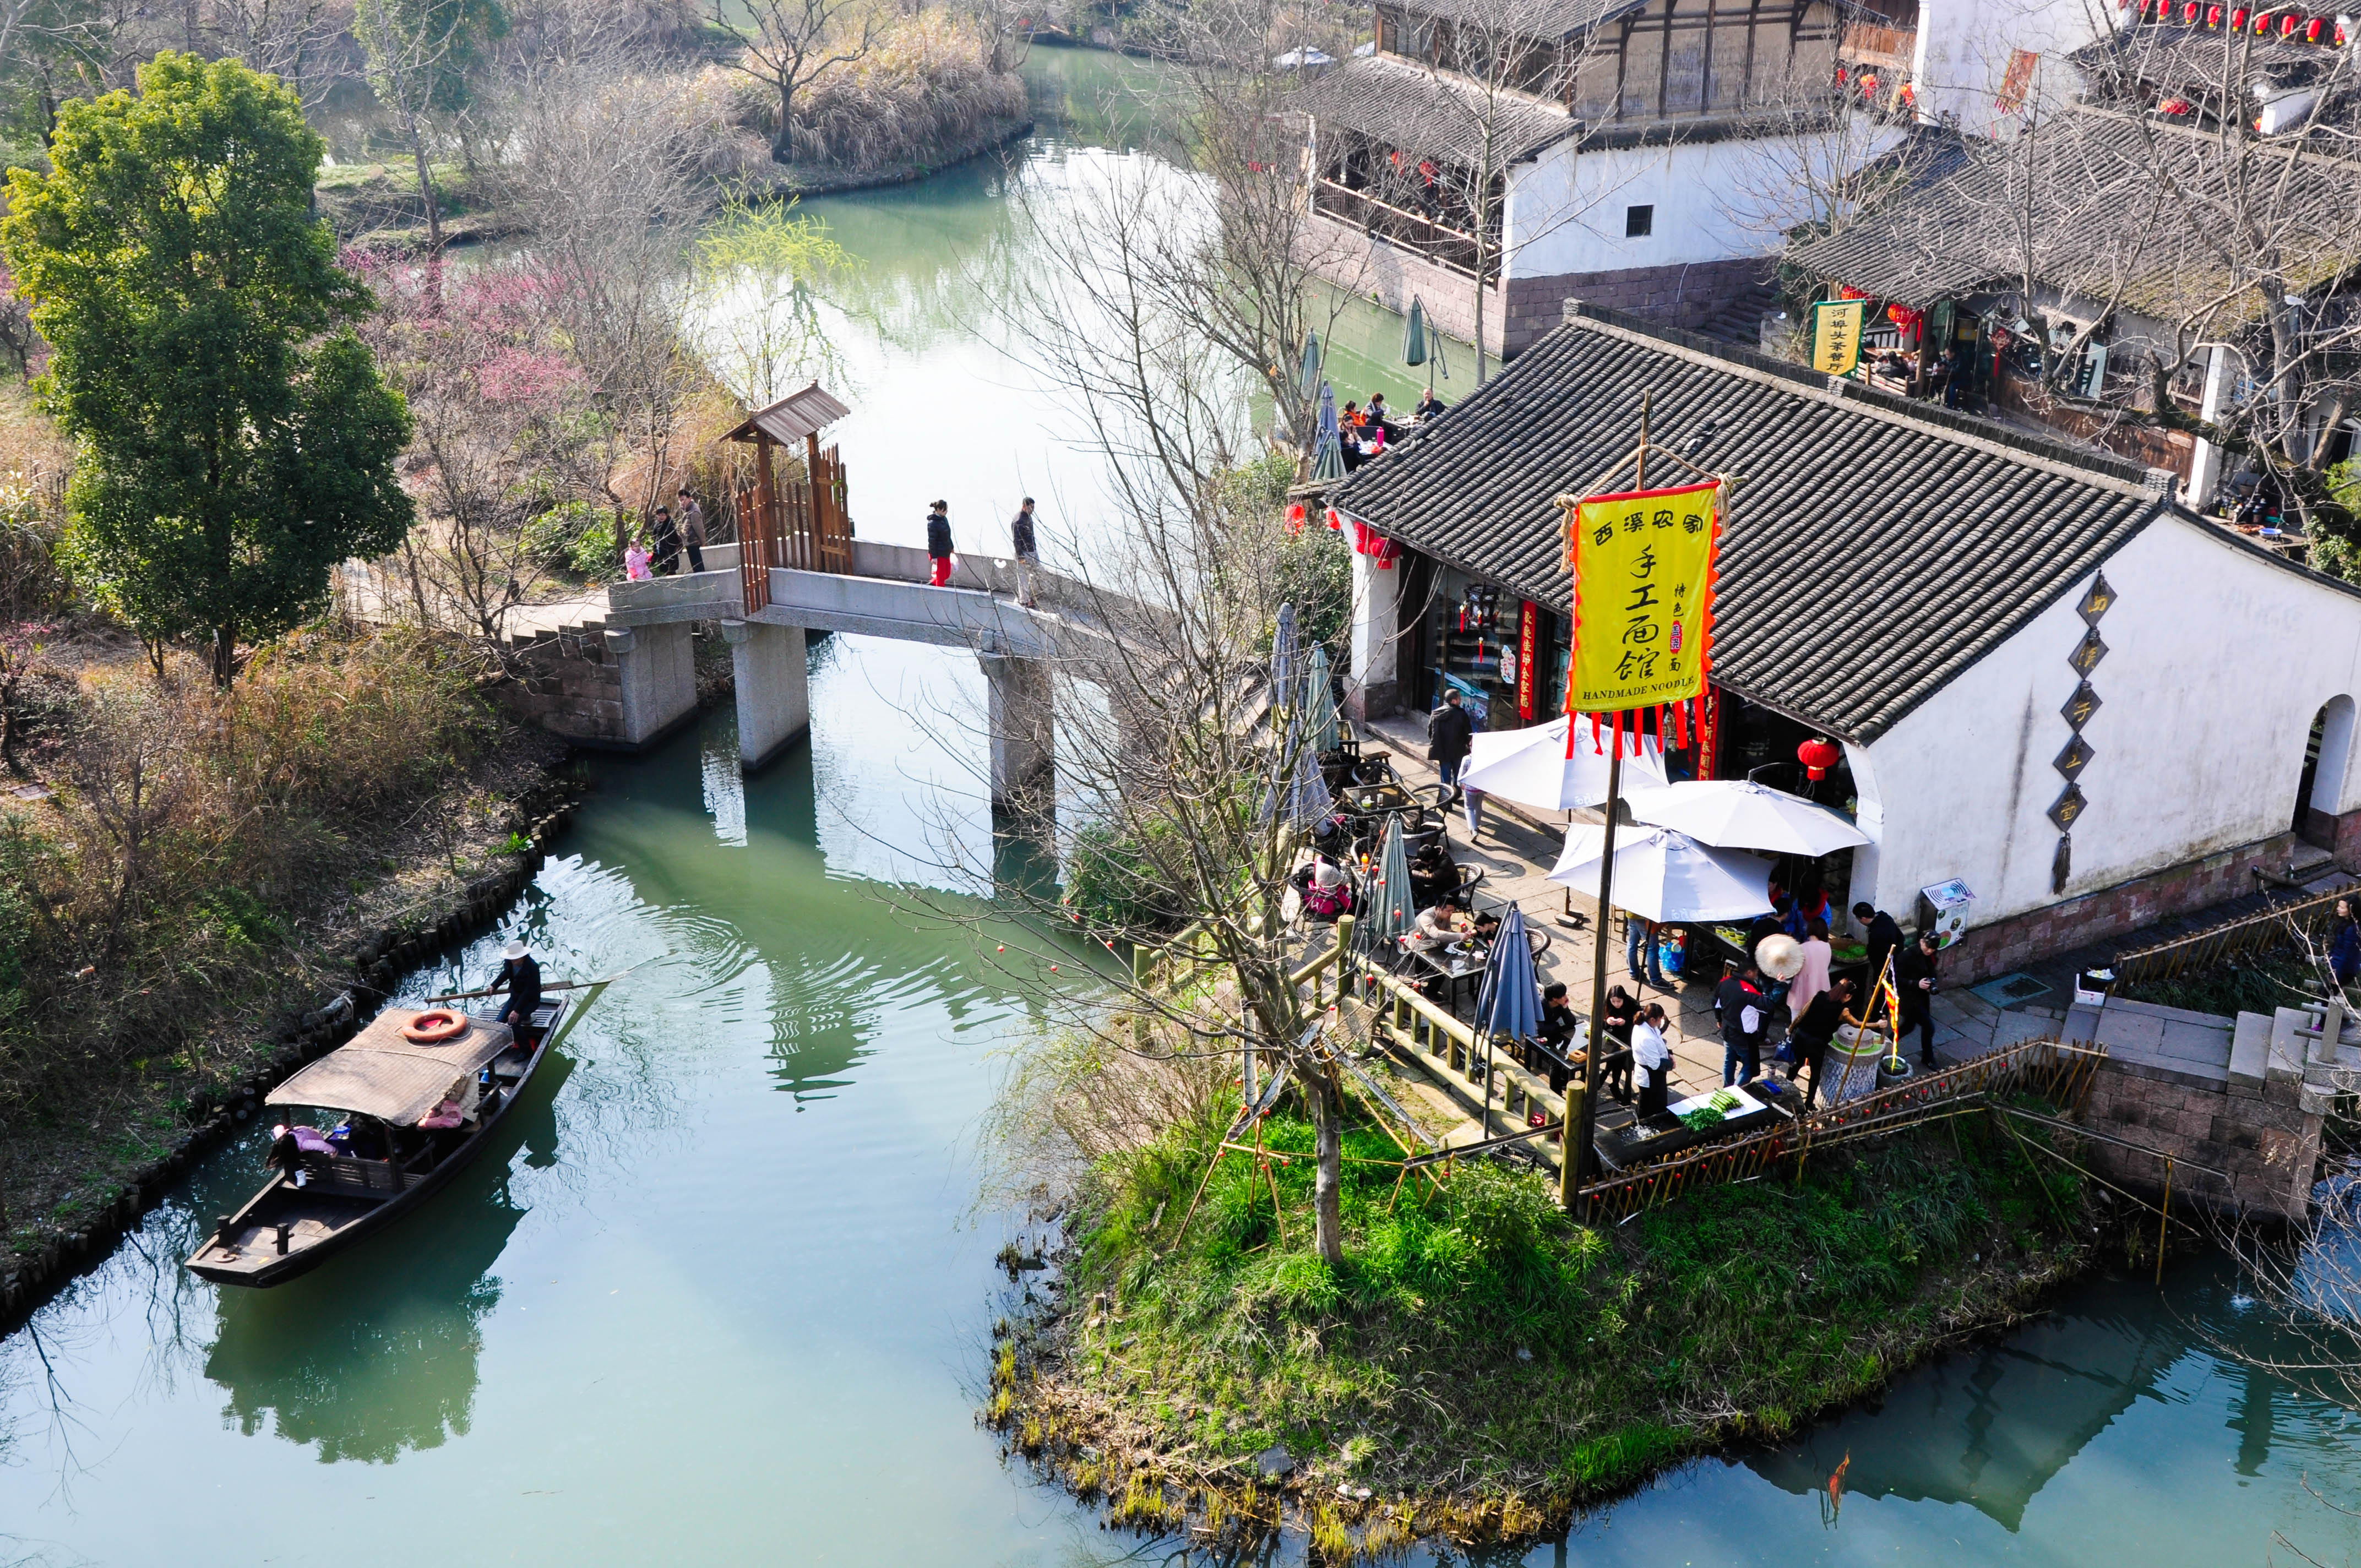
[1632, 1003, 1675, 1119]
[1597, 984, 1640, 1103]
[1539, 982, 1581, 1092]
[1408, 837, 1458, 908]
[1408, 898, 1467, 951]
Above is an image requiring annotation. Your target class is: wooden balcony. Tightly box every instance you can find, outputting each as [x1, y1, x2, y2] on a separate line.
[1312, 179, 1495, 282]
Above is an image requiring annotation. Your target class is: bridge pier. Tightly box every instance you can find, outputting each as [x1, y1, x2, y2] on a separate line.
[607, 623, 699, 748]
[981, 652, 1054, 820]
[722, 619, 810, 770]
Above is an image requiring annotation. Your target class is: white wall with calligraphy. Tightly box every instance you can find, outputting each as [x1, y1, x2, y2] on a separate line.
[1849, 511, 2361, 930]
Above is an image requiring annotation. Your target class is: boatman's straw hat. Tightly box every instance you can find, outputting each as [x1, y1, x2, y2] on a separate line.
[502, 939, 528, 960]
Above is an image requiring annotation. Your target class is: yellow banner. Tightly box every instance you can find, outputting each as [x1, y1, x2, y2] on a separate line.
[1569, 481, 1719, 713]
[1812, 298, 1867, 376]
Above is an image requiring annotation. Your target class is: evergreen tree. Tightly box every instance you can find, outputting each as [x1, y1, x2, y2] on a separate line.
[0, 52, 414, 686]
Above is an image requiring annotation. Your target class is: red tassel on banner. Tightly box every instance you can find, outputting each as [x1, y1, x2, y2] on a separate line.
[1675, 698, 1691, 750]
[1590, 714, 1604, 754]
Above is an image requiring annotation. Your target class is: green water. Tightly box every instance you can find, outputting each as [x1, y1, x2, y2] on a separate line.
[9, 46, 2361, 1567]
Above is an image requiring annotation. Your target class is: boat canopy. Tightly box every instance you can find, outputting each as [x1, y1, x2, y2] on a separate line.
[266, 1008, 515, 1124]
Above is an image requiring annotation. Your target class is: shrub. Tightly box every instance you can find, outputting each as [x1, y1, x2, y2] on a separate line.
[1064, 821, 1188, 934]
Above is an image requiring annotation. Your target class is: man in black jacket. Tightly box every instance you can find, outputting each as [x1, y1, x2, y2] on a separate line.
[1716, 961, 1767, 1087]
[926, 500, 954, 586]
[1428, 687, 1473, 801]
[1898, 930, 1942, 1066]
[1852, 901, 1905, 993]
[496, 940, 543, 1043]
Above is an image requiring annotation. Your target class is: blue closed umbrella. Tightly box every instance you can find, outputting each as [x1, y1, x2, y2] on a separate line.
[1303, 645, 1340, 755]
[1299, 331, 1324, 401]
[1357, 813, 1415, 956]
[1470, 905, 1542, 1128]
[1312, 380, 1345, 481]
[1271, 601, 1299, 719]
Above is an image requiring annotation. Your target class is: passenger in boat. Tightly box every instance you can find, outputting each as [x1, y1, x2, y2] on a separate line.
[495, 939, 543, 1041]
[329, 1116, 389, 1161]
[416, 1073, 481, 1131]
[265, 1123, 338, 1184]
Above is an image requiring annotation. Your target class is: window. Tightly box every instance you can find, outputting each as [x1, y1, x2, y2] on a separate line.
[1624, 204, 1653, 238]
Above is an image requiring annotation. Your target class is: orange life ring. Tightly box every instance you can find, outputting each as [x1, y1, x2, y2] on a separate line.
[401, 1009, 469, 1044]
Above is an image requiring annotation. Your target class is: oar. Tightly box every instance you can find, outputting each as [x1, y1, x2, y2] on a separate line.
[422, 963, 645, 1005]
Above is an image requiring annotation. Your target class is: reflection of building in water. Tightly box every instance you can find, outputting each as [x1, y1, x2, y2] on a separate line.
[1748, 1281, 2190, 1530]
[203, 1058, 567, 1462]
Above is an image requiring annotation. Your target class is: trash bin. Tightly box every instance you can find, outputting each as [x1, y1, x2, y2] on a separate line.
[2074, 968, 2114, 1007]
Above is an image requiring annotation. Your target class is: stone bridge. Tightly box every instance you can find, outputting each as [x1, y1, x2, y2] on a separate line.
[502, 540, 1126, 812]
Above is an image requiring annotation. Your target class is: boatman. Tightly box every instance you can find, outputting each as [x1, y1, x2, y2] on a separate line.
[496, 939, 543, 1043]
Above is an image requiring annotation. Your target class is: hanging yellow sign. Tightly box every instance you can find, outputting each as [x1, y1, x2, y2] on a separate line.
[1569, 480, 1720, 714]
[1811, 298, 1867, 376]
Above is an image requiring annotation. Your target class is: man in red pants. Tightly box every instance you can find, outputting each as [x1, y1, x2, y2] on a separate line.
[926, 500, 954, 586]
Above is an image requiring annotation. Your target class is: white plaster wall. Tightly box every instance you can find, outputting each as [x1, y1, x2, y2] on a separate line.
[1911, 0, 2120, 130]
[1503, 127, 1907, 280]
[1854, 514, 2361, 927]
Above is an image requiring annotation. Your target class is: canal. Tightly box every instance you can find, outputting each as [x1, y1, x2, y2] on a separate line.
[6, 44, 2361, 1567]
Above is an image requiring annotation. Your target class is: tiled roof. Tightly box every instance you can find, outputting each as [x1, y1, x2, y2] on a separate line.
[1328, 305, 2169, 742]
[1301, 55, 1578, 167]
[1789, 111, 2361, 316]
[1397, 0, 1652, 41]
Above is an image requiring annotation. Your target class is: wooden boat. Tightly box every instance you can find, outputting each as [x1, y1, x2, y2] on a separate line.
[184, 998, 568, 1288]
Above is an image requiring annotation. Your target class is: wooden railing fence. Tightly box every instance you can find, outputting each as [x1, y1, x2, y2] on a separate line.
[1569, 1037, 2107, 1222]
[2112, 884, 2346, 986]
[737, 444, 853, 616]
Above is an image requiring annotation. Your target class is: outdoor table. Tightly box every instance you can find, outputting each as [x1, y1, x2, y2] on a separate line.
[1339, 780, 1417, 817]
[1407, 938, 1488, 1010]
[1590, 1080, 1795, 1171]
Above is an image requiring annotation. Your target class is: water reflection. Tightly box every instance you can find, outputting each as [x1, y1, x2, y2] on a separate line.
[203, 1057, 572, 1463]
[1747, 1276, 2190, 1531]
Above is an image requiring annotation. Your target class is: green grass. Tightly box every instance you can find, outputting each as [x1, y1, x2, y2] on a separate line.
[1020, 1101, 2092, 1510]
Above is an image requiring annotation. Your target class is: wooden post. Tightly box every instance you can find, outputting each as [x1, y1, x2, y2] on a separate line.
[1559, 1081, 1585, 1210]
[2155, 1156, 2173, 1286]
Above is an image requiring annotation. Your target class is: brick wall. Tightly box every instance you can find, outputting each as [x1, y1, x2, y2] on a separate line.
[1939, 829, 2302, 986]
[1499, 259, 1770, 356]
[497, 628, 631, 747]
[2083, 1058, 2318, 1218]
[1298, 217, 1774, 363]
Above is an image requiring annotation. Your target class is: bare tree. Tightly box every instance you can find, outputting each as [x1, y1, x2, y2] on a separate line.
[355, 0, 506, 263]
[204, 0, 346, 106]
[709, 0, 882, 166]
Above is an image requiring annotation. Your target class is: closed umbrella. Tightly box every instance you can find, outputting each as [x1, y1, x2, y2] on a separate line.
[1312, 380, 1345, 481]
[1546, 824, 1775, 923]
[1403, 295, 1449, 382]
[1303, 645, 1341, 754]
[1299, 330, 1323, 401]
[1623, 779, 1872, 857]
[1459, 714, 1669, 810]
[1271, 601, 1299, 719]
[1357, 813, 1415, 955]
[1264, 738, 1333, 830]
[1470, 904, 1542, 1126]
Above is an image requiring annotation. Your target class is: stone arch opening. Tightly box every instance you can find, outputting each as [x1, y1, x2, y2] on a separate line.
[2296, 694, 2358, 849]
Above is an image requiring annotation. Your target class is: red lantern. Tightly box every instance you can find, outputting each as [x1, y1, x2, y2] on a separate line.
[2308, 17, 2325, 39]
[2160, 95, 2194, 113]
[2281, 11, 2300, 31]
[1798, 737, 1843, 781]
[2232, 7, 2248, 26]
[2206, 6, 2223, 26]
[2253, 8, 2271, 29]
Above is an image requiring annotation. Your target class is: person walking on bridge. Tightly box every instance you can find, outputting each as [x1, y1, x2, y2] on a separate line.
[676, 487, 706, 574]
[926, 500, 955, 587]
[1011, 497, 1040, 607]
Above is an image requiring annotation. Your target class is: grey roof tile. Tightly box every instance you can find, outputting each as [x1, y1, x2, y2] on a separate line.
[1329, 306, 2166, 742]
[1300, 55, 1578, 167]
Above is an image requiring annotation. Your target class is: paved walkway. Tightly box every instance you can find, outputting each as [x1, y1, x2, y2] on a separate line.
[1354, 714, 2022, 1104]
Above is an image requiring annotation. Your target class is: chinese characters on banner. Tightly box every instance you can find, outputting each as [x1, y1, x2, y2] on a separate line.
[1811, 298, 1865, 376]
[1567, 479, 1721, 755]
[1516, 601, 1540, 720]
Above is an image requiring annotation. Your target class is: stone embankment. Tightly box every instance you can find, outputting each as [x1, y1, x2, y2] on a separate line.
[0, 792, 584, 1333]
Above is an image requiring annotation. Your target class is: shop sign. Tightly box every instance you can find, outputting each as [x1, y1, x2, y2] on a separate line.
[1812, 299, 1867, 375]
[1515, 601, 1540, 720]
[1568, 480, 1720, 716]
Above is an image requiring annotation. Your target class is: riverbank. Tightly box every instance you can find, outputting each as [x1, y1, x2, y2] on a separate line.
[0, 619, 583, 1330]
[989, 1096, 2119, 1557]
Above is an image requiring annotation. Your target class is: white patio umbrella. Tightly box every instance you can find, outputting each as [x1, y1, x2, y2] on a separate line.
[1545, 824, 1775, 923]
[1458, 714, 1669, 811]
[1622, 779, 1871, 857]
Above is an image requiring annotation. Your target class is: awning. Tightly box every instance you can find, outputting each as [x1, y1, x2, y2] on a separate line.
[722, 382, 853, 445]
[268, 1008, 516, 1124]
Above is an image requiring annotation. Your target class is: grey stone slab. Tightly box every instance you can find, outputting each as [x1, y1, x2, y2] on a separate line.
[2063, 1004, 2101, 1044]
[2229, 1012, 2272, 1092]
[2155, 1018, 2234, 1068]
[2092, 1010, 2167, 1053]
[1995, 1012, 2061, 1047]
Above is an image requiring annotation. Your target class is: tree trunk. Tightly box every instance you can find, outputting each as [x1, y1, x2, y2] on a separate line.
[773, 81, 797, 164]
[210, 624, 237, 688]
[1306, 1064, 1346, 1265]
[1471, 219, 1490, 387]
[407, 118, 443, 269]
